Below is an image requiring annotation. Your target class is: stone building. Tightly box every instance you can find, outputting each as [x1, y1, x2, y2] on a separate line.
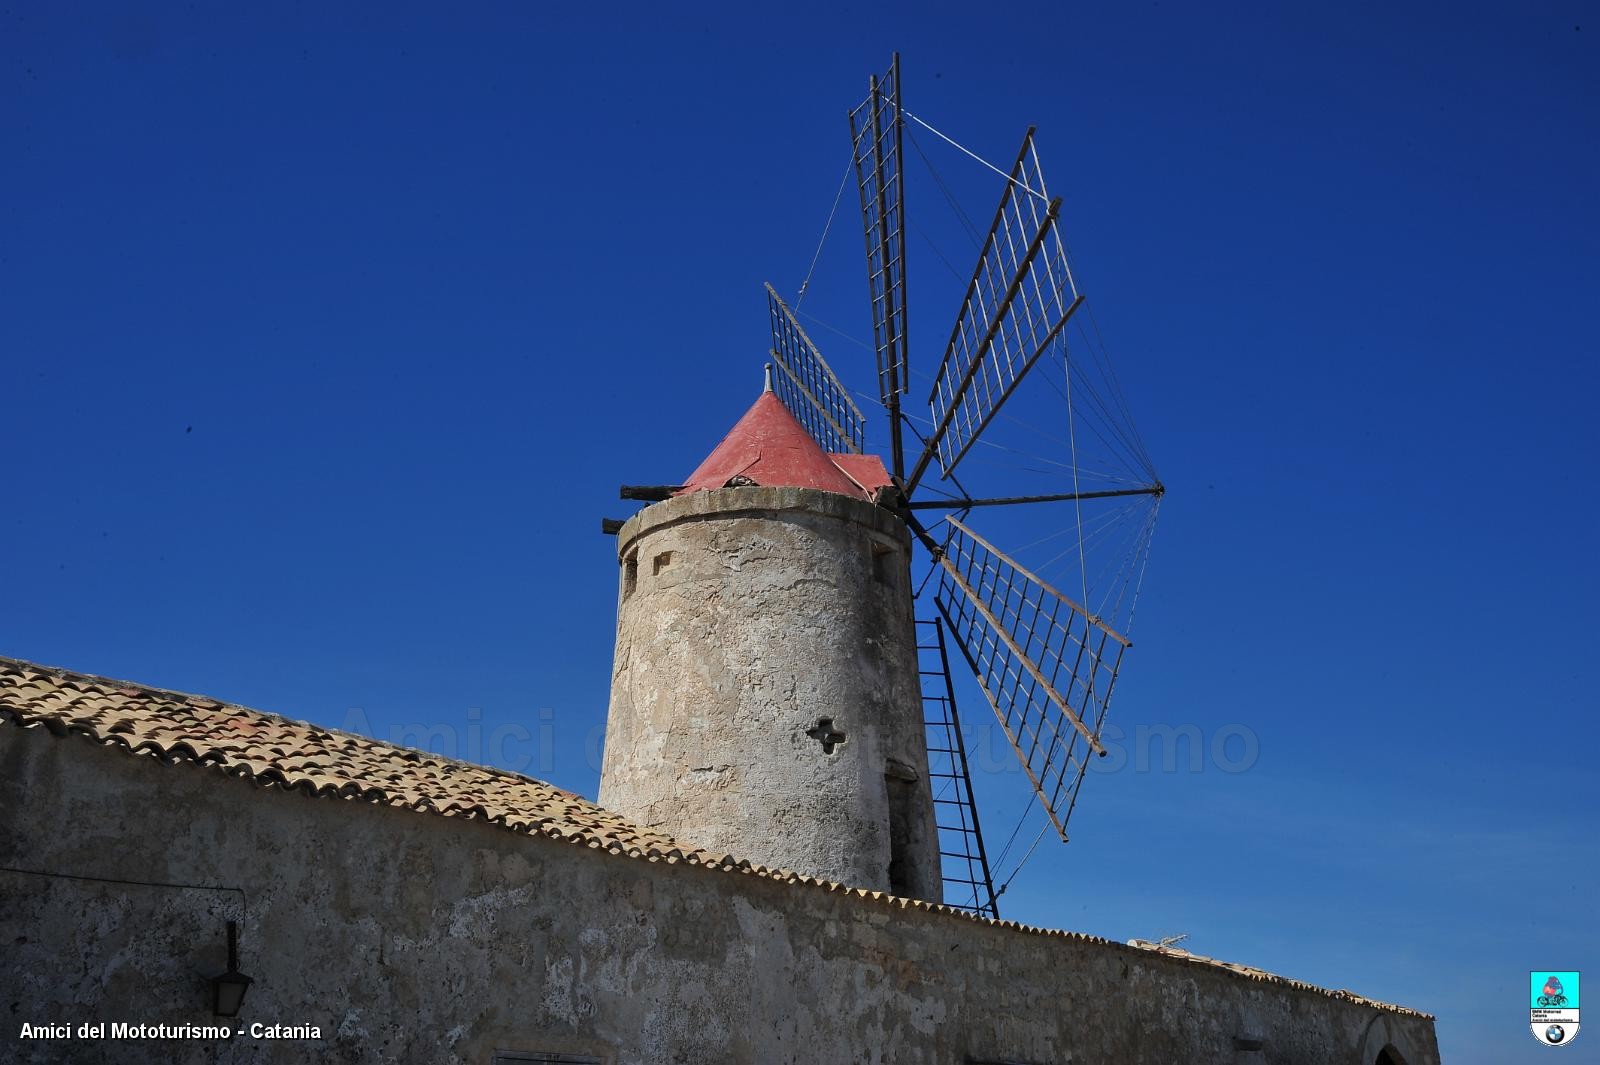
[600, 386, 941, 901]
[0, 390, 1440, 1064]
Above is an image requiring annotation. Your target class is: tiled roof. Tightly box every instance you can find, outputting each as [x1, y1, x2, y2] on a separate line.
[0, 654, 1428, 1020]
[0, 654, 704, 861]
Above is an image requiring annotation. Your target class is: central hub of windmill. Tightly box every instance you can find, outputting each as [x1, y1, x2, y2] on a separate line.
[598, 381, 942, 900]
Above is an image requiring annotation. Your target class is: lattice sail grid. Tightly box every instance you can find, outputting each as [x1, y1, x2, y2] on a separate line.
[933, 517, 1128, 840]
[922, 132, 1082, 484]
[849, 60, 909, 407]
[766, 284, 866, 454]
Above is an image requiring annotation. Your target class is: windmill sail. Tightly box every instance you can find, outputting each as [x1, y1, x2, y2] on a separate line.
[906, 130, 1083, 494]
[748, 55, 1163, 887]
[932, 516, 1129, 842]
[765, 283, 866, 454]
[849, 54, 909, 478]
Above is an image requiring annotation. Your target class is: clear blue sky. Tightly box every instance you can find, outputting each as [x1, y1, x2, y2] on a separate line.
[3, 4, 1594, 1062]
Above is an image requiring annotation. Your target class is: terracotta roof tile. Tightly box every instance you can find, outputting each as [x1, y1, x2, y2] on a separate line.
[0, 654, 1428, 1020]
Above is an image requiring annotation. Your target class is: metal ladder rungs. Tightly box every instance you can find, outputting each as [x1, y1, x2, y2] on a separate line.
[918, 613, 999, 920]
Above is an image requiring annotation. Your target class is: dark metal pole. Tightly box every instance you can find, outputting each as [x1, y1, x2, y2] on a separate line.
[901, 509, 948, 559]
[619, 485, 682, 501]
[905, 484, 1164, 511]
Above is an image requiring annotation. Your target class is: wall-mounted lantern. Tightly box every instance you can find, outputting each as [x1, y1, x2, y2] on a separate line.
[211, 920, 253, 1018]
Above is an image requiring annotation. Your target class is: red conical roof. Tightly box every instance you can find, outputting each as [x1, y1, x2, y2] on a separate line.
[678, 390, 892, 501]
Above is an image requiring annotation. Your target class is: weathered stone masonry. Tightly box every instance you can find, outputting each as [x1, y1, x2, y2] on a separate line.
[600, 486, 940, 902]
[1, 719, 1438, 1065]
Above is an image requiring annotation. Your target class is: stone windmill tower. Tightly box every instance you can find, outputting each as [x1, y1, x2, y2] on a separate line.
[602, 56, 1166, 915]
[598, 372, 943, 900]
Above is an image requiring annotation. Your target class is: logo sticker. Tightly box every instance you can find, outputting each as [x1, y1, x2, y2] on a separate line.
[1531, 971, 1580, 1047]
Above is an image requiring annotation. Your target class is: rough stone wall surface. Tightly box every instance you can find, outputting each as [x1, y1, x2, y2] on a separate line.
[0, 727, 1439, 1065]
[599, 486, 941, 902]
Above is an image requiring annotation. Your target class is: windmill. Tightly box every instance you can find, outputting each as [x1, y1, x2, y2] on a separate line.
[602, 55, 1162, 920]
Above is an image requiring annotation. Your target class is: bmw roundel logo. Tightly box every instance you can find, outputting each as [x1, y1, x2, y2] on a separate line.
[1546, 1024, 1566, 1044]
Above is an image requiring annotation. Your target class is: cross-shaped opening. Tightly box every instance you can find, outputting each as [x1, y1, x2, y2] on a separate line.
[806, 718, 847, 755]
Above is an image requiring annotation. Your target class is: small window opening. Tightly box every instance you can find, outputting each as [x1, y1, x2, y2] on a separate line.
[653, 550, 672, 575]
[871, 542, 894, 584]
[622, 553, 638, 601]
[885, 765, 919, 897]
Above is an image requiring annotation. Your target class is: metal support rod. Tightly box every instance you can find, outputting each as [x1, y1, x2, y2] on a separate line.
[906, 484, 1164, 511]
[902, 510, 948, 559]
